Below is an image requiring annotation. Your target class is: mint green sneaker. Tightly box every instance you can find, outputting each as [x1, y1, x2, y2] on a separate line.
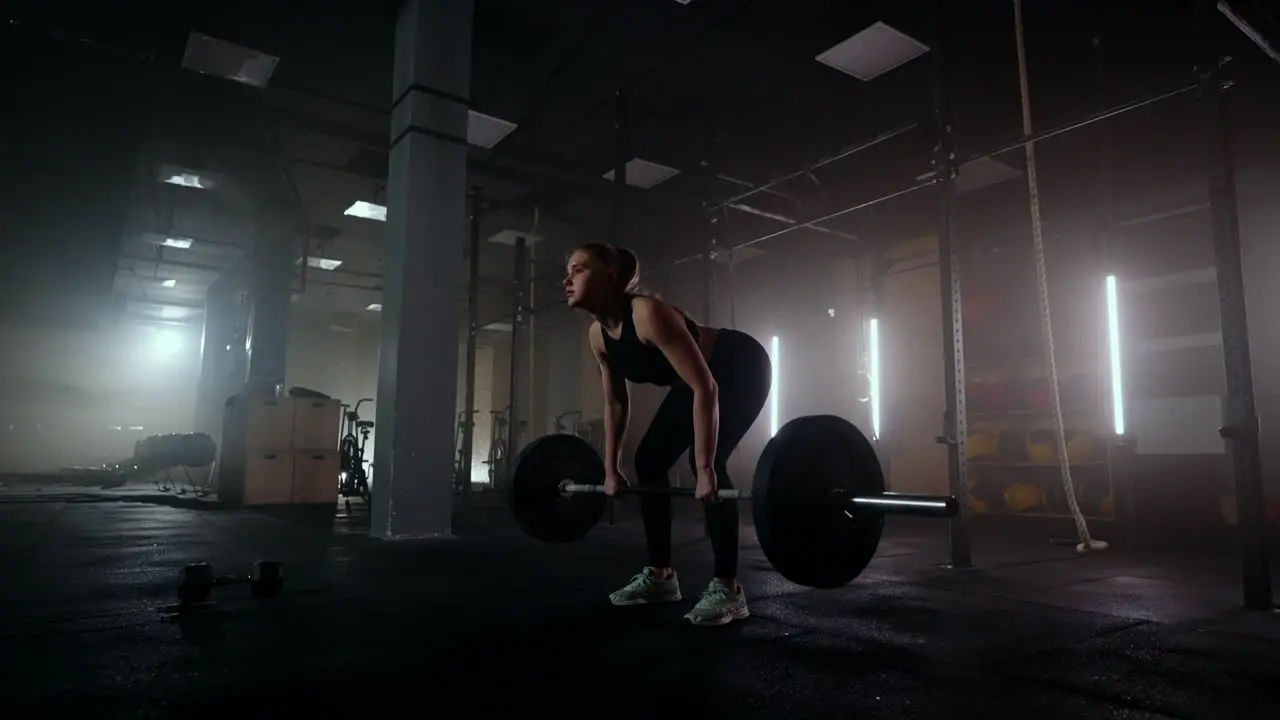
[683, 580, 749, 626]
[609, 567, 683, 606]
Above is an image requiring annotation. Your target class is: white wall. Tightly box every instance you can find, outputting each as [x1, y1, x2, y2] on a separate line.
[285, 314, 381, 461]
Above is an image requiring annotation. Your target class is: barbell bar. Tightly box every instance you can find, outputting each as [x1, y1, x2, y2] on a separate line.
[557, 482, 959, 518]
[510, 414, 960, 589]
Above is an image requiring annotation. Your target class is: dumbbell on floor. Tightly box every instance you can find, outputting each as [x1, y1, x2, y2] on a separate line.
[177, 560, 284, 604]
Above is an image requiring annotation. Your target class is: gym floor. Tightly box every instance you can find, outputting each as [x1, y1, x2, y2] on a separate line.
[2, 482, 1278, 719]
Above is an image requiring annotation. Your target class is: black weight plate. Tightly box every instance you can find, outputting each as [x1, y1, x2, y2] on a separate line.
[752, 415, 885, 589]
[510, 434, 607, 544]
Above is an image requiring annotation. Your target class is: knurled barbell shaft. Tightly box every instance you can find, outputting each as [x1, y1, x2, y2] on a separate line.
[558, 483, 958, 519]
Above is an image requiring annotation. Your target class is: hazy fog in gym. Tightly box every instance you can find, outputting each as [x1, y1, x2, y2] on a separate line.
[3, 5, 1280, 512]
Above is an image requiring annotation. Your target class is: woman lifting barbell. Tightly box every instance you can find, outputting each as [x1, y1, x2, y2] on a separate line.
[564, 243, 771, 626]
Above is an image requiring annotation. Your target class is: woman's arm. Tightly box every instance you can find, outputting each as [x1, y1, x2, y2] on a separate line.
[633, 298, 719, 472]
[590, 323, 630, 474]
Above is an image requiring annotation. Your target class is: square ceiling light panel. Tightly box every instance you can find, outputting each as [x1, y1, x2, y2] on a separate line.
[816, 22, 931, 81]
[345, 201, 388, 222]
[297, 256, 344, 271]
[914, 156, 1024, 195]
[158, 164, 214, 190]
[954, 156, 1023, 194]
[158, 235, 194, 249]
[181, 32, 280, 89]
[602, 158, 682, 190]
[468, 111, 519, 149]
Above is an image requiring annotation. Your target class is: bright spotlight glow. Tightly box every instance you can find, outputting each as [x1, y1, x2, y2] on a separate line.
[153, 329, 182, 357]
[769, 336, 780, 437]
[869, 318, 881, 440]
[1105, 275, 1125, 435]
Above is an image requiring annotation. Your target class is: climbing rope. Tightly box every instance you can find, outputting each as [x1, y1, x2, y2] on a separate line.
[1014, 0, 1108, 554]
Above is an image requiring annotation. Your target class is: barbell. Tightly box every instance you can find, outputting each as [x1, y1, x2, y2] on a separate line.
[510, 414, 959, 589]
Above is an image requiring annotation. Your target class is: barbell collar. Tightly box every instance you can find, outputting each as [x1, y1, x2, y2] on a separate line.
[559, 482, 957, 518]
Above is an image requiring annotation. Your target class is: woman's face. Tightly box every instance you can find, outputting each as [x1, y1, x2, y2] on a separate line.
[563, 249, 610, 310]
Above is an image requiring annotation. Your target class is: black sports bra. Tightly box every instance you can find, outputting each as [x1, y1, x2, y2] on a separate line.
[600, 298, 699, 387]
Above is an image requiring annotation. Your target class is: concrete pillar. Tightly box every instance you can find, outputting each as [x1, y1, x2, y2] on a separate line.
[371, 0, 473, 538]
[245, 212, 295, 396]
[195, 274, 234, 442]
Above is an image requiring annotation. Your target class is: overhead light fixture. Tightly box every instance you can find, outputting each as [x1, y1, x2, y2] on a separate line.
[161, 236, 194, 249]
[181, 32, 280, 89]
[297, 257, 343, 271]
[916, 157, 1024, 194]
[344, 201, 387, 222]
[602, 158, 681, 190]
[158, 164, 214, 190]
[161, 279, 177, 288]
[163, 173, 209, 189]
[365, 303, 383, 312]
[467, 110, 519, 149]
[816, 22, 930, 82]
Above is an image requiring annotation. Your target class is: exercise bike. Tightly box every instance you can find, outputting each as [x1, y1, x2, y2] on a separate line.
[339, 398, 374, 510]
[482, 407, 525, 490]
[553, 410, 583, 435]
[554, 410, 604, 456]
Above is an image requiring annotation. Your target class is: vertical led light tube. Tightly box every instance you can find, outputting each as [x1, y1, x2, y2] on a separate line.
[869, 318, 881, 440]
[1105, 275, 1125, 435]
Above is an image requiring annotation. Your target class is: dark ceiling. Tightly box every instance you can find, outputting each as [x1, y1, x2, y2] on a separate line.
[4, 0, 1278, 324]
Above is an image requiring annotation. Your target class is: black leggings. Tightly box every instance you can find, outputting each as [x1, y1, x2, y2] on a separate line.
[634, 329, 772, 579]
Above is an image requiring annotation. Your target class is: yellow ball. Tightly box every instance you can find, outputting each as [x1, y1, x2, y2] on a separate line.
[1004, 483, 1044, 512]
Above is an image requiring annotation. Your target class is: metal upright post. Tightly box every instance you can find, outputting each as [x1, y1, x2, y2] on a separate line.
[931, 0, 972, 569]
[705, 200, 719, 328]
[608, 90, 631, 524]
[505, 235, 529, 491]
[613, 90, 630, 244]
[459, 189, 481, 504]
[1197, 1, 1272, 610]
